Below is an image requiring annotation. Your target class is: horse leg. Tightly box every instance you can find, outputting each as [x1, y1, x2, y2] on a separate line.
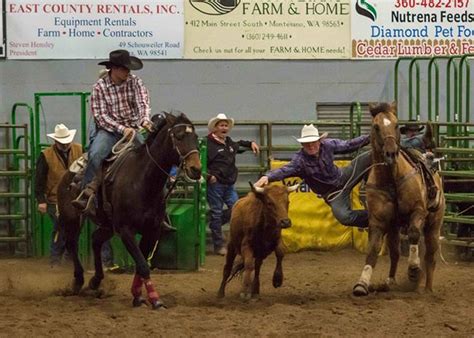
[240, 239, 254, 300]
[386, 225, 401, 286]
[353, 225, 385, 296]
[217, 243, 237, 298]
[120, 228, 163, 310]
[130, 232, 159, 307]
[407, 209, 427, 285]
[88, 227, 113, 290]
[272, 240, 284, 288]
[64, 224, 84, 295]
[251, 258, 263, 298]
[423, 217, 440, 292]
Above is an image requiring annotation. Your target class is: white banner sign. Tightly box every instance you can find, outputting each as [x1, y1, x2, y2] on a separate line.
[351, 0, 474, 58]
[185, 0, 352, 59]
[1, 0, 5, 57]
[6, 0, 184, 59]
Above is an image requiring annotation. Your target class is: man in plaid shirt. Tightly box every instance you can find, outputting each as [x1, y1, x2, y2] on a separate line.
[72, 49, 154, 214]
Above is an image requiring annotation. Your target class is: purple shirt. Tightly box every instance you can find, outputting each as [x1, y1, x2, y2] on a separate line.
[267, 135, 369, 195]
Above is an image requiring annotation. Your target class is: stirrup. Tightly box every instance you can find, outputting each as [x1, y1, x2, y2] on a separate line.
[161, 220, 177, 233]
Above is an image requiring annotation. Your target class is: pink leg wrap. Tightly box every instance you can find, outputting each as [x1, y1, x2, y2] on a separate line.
[131, 274, 143, 298]
[144, 279, 160, 301]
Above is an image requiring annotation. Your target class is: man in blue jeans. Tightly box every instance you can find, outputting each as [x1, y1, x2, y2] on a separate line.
[255, 124, 371, 228]
[207, 113, 260, 255]
[72, 49, 153, 213]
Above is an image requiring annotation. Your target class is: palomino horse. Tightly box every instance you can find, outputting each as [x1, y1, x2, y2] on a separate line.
[57, 112, 201, 309]
[353, 102, 445, 296]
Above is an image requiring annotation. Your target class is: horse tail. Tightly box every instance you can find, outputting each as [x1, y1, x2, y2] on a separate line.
[225, 260, 245, 284]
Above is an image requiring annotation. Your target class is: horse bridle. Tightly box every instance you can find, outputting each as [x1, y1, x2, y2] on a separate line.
[168, 123, 200, 161]
[145, 122, 199, 177]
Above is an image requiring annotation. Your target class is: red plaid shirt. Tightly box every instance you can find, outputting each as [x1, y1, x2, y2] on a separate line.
[90, 74, 151, 134]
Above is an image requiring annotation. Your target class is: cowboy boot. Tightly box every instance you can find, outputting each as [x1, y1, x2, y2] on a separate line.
[71, 178, 100, 216]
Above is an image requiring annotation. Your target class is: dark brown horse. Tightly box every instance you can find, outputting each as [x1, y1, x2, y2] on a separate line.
[353, 102, 445, 296]
[57, 112, 201, 309]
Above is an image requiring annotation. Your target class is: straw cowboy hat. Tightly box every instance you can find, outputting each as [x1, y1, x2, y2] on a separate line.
[400, 120, 424, 134]
[98, 49, 143, 70]
[296, 124, 328, 143]
[47, 124, 77, 144]
[208, 113, 235, 131]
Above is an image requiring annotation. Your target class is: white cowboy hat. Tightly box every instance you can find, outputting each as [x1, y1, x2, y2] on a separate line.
[47, 124, 77, 144]
[296, 124, 328, 143]
[207, 113, 235, 131]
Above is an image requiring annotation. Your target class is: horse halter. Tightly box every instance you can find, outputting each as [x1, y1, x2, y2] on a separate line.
[168, 123, 199, 161]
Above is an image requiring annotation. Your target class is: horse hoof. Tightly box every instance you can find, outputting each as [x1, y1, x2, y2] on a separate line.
[88, 276, 102, 290]
[352, 283, 369, 297]
[408, 266, 421, 282]
[150, 299, 165, 310]
[239, 292, 251, 300]
[217, 290, 225, 299]
[132, 297, 147, 307]
[72, 281, 83, 295]
[272, 274, 283, 288]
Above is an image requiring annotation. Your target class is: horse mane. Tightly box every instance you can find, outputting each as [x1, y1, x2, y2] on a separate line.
[370, 102, 396, 117]
[145, 110, 192, 146]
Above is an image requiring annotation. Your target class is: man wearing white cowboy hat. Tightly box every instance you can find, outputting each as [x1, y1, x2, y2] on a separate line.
[35, 124, 83, 266]
[207, 113, 260, 255]
[72, 49, 154, 214]
[255, 124, 371, 228]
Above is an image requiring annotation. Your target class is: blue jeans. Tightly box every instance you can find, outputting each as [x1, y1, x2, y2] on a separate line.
[82, 121, 143, 187]
[207, 182, 238, 249]
[82, 122, 122, 187]
[325, 151, 371, 228]
[48, 204, 66, 263]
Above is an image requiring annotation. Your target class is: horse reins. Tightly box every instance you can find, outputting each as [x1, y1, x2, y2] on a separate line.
[145, 122, 199, 201]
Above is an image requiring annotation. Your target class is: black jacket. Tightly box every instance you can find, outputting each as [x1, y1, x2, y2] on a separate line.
[207, 134, 253, 185]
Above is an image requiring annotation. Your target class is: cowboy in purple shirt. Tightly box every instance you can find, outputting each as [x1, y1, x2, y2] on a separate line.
[255, 124, 371, 228]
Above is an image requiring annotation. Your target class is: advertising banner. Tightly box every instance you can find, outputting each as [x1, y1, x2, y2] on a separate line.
[351, 0, 474, 58]
[6, 0, 184, 59]
[184, 0, 351, 59]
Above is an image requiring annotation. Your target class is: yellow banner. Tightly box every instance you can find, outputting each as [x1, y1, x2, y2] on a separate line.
[271, 159, 369, 252]
[185, 0, 351, 59]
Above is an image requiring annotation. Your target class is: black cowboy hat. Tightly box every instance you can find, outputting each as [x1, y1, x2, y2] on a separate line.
[98, 49, 143, 70]
[400, 120, 424, 134]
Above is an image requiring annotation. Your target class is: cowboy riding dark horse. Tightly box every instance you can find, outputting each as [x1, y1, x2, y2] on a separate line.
[57, 112, 202, 309]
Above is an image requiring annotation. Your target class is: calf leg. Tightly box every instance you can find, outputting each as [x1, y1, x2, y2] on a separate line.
[240, 240, 254, 300]
[272, 240, 284, 288]
[251, 258, 263, 297]
[217, 242, 237, 298]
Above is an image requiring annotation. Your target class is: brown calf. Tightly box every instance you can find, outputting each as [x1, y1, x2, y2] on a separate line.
[217, 183, 298, 299]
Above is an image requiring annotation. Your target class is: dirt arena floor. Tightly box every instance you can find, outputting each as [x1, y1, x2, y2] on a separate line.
[0, 248, 473, 337]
